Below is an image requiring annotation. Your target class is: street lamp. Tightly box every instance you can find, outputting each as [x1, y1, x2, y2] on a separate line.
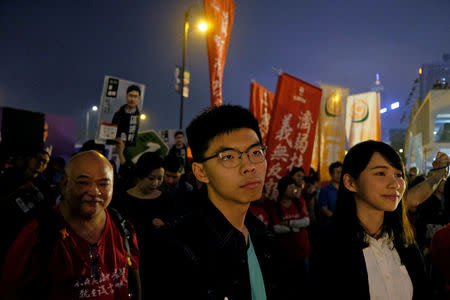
[179, 6, 208, 129]
[85, 105, 98, 141]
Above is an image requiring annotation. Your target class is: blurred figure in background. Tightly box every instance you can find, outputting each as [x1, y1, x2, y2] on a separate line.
[430, 176, 450, 300]
[0, 148, 51, 262]
[112, 151, 168, 298]
[318, 161, 342, 224]
[270, 176, 310, 299]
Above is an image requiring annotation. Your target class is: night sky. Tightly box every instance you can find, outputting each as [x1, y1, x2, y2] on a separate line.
[1, 0, 450, 143]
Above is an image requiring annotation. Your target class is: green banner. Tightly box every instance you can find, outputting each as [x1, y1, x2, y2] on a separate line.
[124, 130, 168, 164]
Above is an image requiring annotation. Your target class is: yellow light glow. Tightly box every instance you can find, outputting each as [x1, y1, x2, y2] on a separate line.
[140, 114, 146, 120]
[419, 68, 423, 75]
[198, 21, 208, 32]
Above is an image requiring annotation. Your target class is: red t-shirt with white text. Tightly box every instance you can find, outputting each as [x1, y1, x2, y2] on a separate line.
[0, 209, 139, 299]
[270, 197, 310, 260]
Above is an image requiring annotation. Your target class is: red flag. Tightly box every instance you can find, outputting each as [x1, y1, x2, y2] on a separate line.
[204, 0, 234, 107]
[249, 81, 275, 144]
[264, 73, 322, 201]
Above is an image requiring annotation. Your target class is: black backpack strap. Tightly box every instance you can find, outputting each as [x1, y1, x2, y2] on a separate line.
[107, 207, 141, 300]
[108, 207, 132, 266]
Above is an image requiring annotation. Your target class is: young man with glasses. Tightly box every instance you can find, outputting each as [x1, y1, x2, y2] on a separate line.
[149, 105, 272, 299]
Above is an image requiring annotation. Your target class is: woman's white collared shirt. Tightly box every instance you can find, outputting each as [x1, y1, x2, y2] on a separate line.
[363, 233, 413, 300]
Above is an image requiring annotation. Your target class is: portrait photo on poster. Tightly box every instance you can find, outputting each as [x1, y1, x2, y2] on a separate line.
[96, 75, 146, 146]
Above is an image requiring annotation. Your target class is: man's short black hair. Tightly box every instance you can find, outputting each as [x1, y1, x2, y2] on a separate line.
[127, 85, 141, 96]
[329, 161, 343, 175]
[186, 105, 262, 162]
[164, 155, 184, 173]
[174, 131, 185, 137]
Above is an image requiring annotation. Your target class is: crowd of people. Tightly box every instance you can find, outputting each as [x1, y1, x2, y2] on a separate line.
[0, 104, 449, 299]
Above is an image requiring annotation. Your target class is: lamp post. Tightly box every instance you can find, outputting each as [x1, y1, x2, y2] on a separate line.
[85, 105, 98, 141]
[179, 6, 207, 129]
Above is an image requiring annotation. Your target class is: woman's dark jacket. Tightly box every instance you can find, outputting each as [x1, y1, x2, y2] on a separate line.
[310, 219, 431, 300]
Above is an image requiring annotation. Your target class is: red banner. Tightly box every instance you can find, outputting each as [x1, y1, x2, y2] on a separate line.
[264, 73, 322, 201]
[204, 0, 235, 107]
[249, 81, 275, 145]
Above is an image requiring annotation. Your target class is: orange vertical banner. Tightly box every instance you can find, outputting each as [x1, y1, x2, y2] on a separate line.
[204, 0, 235, 107]
[249, 81, 275, 145]
[264, 73, 322, 201]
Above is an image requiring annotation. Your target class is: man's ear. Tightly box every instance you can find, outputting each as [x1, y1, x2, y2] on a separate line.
[59, 174, 68, 196]
[342, 173, 357, 192]
[192, 162, 210, 184]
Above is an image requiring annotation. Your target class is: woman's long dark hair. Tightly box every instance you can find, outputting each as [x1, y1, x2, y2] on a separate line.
[334, 140, 415, 247]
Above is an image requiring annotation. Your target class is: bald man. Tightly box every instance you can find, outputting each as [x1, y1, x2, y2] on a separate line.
[0, 151, 141, 299]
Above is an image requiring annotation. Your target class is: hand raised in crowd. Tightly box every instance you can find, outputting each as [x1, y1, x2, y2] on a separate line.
[406, 151, 450, 210]
[152, 218, 165, 228]
[431, 151, 450, 172]
[115, 137, 126, 165]
[429, 151, 449, 189]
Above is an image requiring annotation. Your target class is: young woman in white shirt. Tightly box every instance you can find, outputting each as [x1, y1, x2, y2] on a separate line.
[311, 140, 430, 300]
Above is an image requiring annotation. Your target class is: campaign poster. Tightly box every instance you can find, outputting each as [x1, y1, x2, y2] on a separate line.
[96, 75, 146, 146]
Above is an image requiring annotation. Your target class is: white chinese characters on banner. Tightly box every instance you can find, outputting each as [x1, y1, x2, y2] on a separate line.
[266, 110, 313, 200]
[205, 0, 234, 107]
[275, 114, 294, 147]
[258, 90, 272, 141]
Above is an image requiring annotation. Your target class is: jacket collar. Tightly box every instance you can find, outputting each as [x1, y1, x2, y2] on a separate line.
[201, 193, 260, 249]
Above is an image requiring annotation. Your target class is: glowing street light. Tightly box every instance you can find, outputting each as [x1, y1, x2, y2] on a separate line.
[391, 101, 400, 110]
[380, 108, 387, 114]
[140, 113, 147, 120]
[197, 21, 208, 32]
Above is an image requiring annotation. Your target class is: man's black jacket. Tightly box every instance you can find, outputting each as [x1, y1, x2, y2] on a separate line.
[148, 194, 274, 300]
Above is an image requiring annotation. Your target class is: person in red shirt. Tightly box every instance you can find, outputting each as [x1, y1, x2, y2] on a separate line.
[430, 222, 450, 299]
[430, 176, 450, 299]
[0, 150, 140, 299]
[249, 197, 271, 228]
[270, 176, 310, 299]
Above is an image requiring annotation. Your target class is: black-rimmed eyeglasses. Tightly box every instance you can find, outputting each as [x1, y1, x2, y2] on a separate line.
[198, 145, 267, 168]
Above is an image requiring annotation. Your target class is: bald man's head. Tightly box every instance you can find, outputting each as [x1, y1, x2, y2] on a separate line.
[63, 150, 114, 219]
[67, 150, 113, 177]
